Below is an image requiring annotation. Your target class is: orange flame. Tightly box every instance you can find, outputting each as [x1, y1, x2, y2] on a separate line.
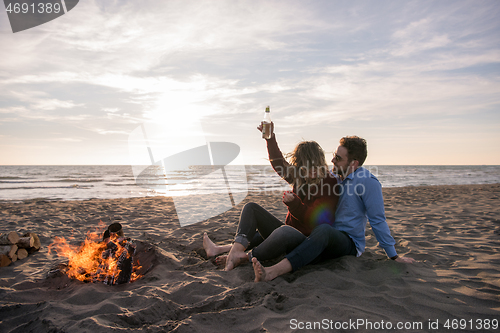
[48, 223, 143, 284]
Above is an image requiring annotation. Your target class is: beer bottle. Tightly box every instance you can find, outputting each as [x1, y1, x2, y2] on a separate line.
[262, 106, 272, 139]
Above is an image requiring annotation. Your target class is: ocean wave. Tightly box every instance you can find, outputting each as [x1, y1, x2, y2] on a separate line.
[54, 175, 103, 179]
[0, 185, 94, 190]
[55, 178, 103, 183]
[0, 180, 48, 184]
[0, 178, 103, 184]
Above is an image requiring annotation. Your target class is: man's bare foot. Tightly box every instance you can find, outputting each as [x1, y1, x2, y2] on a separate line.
[224, 242, 248, 271]
[203, 232, 231, 257]
[252, 257, 268, 282]
[252, 257, 293, 282]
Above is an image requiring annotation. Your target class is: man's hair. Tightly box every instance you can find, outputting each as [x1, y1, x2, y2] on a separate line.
[339, 136, 367, 166]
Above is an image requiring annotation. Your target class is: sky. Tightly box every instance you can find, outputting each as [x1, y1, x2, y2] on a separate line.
[0, 0, 499, 166]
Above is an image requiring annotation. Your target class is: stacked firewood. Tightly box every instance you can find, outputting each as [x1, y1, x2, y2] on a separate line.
[0, 231, 41, 267]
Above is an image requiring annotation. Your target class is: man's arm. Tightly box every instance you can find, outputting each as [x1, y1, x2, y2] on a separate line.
[362, 175, 413, 262]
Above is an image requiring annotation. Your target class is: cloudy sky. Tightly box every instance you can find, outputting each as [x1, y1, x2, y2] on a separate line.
[1, 0, 499, 166]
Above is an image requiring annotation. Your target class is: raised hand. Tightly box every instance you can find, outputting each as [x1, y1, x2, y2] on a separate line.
[282, 191, 295, 204]
[257, 121, 274, 135]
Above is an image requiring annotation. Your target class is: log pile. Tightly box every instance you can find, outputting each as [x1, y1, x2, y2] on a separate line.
[0, 231, 41, 267]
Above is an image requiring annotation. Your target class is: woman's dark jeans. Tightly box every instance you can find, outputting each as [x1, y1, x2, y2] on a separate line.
[234, 202, 304, 261]
[234, 202, 285, 250]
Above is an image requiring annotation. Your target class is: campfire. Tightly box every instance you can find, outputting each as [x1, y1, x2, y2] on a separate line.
[48, 222, 153, 285]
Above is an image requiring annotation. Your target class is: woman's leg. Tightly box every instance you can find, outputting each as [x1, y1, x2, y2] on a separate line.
[250, 225, 306, 262]
[234, 202, 284, 248]
[206, 232, 266, 268]
[203, 202, 282, 258]
[225, 202, 284, 270]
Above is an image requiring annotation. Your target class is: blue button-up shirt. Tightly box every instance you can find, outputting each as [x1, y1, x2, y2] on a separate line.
[333, 167, 397, 258]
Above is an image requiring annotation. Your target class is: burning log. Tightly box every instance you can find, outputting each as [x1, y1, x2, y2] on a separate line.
[102, 223, 124, 241]
[0, 232, 20, 245]
[108, 223, 124, 237]
[113, 242, 135, 285]
[100, 238, 136, 285]
[48, 223, 150, 285]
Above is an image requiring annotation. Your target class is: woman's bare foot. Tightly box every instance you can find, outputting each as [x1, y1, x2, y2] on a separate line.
[203, 232, 231, 257]
[215, 255, 227, 268]
[224, 242, 248, 271]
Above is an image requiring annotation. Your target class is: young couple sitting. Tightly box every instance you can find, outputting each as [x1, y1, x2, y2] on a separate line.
[203, 122, 414, 282]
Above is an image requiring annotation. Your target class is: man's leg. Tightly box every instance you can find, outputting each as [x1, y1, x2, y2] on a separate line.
[285, 224, 356, 272]
[253, 257, 292, 282]
[253, 224, 356, 281]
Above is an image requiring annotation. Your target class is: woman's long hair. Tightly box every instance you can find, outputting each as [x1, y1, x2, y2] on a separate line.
[285, 141, 328, 192]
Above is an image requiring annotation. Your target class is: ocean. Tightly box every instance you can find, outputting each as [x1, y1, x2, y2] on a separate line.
[0, 165, 499, 202]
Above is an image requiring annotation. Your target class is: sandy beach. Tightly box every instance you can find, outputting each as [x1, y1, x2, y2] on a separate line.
[0, 184, 499, 332]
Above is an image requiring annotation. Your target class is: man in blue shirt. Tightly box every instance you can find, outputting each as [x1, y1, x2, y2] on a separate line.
[253, 136, 414, 282]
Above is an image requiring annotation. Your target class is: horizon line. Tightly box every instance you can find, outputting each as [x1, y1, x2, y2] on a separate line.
[1, 164, 499, 167]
